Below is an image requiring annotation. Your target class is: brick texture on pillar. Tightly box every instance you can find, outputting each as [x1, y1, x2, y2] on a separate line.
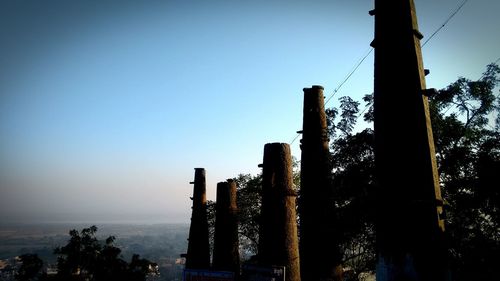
[185, 168, 211, 270]
[259, 143, 301, 281]
[373, 1, 448, 280]
[299, 86, 343, 281]
[212, 180, 240, 274]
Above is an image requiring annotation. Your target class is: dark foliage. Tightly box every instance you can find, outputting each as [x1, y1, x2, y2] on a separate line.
[207, 160, 301, 261]
[15, 254, 44, 281]
[328, 96, 376, 275]
[17, 226, 158, 281]
[207, 64, 499, 280]
[52, 226, 158, 281]
[207, 174, 262, 258]
[428, 63, 500, 281]
[325, 63, 500, 280]
[233, 174, 263, 257]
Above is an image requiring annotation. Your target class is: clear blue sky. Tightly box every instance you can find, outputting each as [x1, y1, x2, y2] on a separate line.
[1, 0, 498, 224]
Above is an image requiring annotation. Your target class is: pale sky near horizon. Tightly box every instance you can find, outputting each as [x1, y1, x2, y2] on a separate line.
[1, 0, 499, 224]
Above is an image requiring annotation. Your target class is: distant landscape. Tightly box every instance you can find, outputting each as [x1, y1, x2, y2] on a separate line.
[0, 223, 189, 281]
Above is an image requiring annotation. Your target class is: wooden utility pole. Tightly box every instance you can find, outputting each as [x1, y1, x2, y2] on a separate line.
[299, 86, 342, 281]
[373, 1, 448, 280]
[259, 143, 301, 281]
[212, 179, 240, 275]
[185, 168, 211, 270]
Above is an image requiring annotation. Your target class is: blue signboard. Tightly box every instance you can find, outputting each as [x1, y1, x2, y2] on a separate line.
[183, 269, 235, 281]
[241, 264, 285, 281]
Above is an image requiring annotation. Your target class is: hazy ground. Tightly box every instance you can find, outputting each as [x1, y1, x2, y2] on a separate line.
[0, 223, 189, 280]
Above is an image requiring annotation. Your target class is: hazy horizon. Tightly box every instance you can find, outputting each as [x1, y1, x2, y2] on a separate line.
[0, 211, 190, 225]
[1, 0, 499, 224]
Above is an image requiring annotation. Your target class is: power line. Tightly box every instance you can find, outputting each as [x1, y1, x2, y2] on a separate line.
[324, 47, 373, 106]
[291, 0, 471, 144]
[328, 0, 470, 112]
[422, 0, 469, 47]
[354, 0, 472, 123]
[290, 133, 301, 145]
[329, 0, 470, 124]
[357, 103, 370, 119]
[291, 47, 374, 145]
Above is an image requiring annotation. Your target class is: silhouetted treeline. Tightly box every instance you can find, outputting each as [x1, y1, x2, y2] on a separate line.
[206, 63, 500, 281]
[15, 226, 158, 281]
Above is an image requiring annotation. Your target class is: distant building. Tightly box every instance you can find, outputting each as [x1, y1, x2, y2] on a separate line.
[0, 257, 18, 281]
[0, 259, 8, 270]
[46, 264, 58, 275]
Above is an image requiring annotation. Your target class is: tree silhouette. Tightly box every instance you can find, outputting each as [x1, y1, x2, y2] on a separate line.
[23, 63, 487, 281]
[52, 225, 158, 281]
[16, 226, 158, 281]
[221, 63, 499, 280]
[15, 254, 44, 281]
[206, 160, 301, 262]
[429, 63, 500, 281]
[326, 63, 500, 280]
[327, 97, 376, 276]
[206, 174, 262, 259]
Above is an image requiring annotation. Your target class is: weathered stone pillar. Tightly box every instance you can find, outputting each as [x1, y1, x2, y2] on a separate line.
[373, 1, 448, 280]
[212, 180, 240, 274]
[258, 143, 301, 281]
[185, 168, 211, 270]
[299, 85, 343, 281]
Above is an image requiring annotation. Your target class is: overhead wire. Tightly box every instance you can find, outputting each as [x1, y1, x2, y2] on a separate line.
[422, 0, 469, 47]
[356, 0, 472, 121]
[290, 0, 471, 144]
[324, 47, 374, 106]
[290, 47, 373, 145]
